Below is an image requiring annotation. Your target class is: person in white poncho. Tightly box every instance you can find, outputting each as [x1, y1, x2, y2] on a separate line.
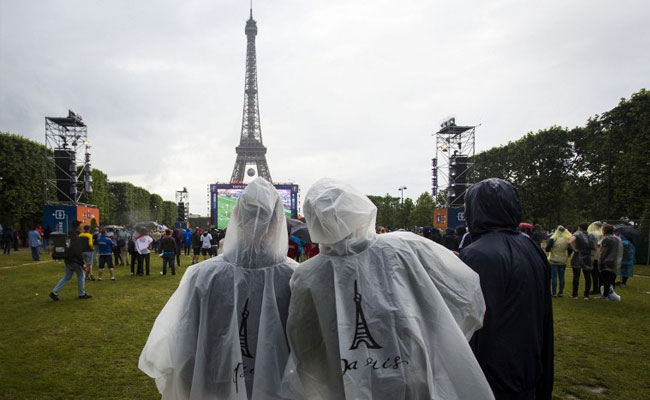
[286, 178, 494, 400]
[139, 178, 298, 399]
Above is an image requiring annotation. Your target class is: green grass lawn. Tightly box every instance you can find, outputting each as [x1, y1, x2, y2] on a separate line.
[1, 249, 649, 399]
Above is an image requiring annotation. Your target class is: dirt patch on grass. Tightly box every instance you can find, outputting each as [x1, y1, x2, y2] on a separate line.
[578, 385, 607, 395]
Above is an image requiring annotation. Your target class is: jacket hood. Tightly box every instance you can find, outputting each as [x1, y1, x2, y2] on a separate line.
[465, 178, 521, 239]
[222, 178, 288, 268]
[303, 178, 377, 255]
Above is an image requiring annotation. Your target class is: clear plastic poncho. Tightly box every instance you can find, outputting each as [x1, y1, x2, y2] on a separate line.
[285, 178, 493, 400]
[139, 178, 298, 399]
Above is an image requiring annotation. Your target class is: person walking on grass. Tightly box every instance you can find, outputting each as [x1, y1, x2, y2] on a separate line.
[49, 221, 92, 301]
[159, 229, 176, 276]
[96, 229, 116, 282]
[79, 225, 96, 281]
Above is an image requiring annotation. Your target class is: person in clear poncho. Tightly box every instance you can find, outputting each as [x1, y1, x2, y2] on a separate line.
[546, 225, 572, 297]
[285, 178, 493, 400]
[139, 178, 298, 400]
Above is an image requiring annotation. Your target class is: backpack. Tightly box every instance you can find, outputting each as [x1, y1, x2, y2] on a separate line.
[586, 233, 597, 251]
[573, 232, 588, 252]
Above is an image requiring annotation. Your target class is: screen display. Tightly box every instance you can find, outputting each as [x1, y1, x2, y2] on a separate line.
[211, 183, 298, 229]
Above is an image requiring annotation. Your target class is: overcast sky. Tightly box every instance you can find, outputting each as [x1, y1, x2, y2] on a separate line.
[1, 0, 648, 215]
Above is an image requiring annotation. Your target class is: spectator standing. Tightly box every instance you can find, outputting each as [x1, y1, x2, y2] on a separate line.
[128, 233, 138, 275]
[49, 221, 92, 300]
[2, 226, 13, 254]
[459, 178, 553, 399]
[152, 230, 162, 254]
[599, 224, 621, 301]
[43, 225, 52, 253]
[172, 229, 182, 268]
[459, 227, 472, 250]
[79, 225, 95, 281]
[139, 178, 298, 399]
[587, 221, 603, 295]
[287, 178, 492, 399]
[209, 228, 218, 257]
[182, 228, 192, 256]
[92, 227, 100, 268]
[569, 223, 594, 299]
[617, 235, 636, 287]
[113, 229, 126, 267]
[159, 229, 176, 276]
[191, 228, 202, 264]
[28, 226, 41, 261]
[118, 229, 129, 266]
[531, 224, 545, 247]
[96, 229, 116, 281]
[546, 225, 571, 297]
[134, 232, 153, 276]
[200, 230, 212, 260]
[442, 227, 459, 252]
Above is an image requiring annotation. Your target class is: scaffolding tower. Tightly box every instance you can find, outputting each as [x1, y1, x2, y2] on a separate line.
[45, 110, 93, 204]
[432, 118, 477, 207]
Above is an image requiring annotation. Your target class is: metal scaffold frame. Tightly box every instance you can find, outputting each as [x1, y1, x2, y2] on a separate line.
[44, 110, 93, 204]
[431, 118, 477, 207]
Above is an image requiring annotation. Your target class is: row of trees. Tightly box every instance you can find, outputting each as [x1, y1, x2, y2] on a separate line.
[367, 193, 436, 229]
[471, 89, 649, 229]
[0, 133, 177, 230]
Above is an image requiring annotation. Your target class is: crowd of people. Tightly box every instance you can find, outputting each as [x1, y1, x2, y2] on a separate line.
[411, 219, 638, 302]
[137, 177, 553, 400]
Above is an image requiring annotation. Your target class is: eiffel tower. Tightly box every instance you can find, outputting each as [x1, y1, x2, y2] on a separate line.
[349, 280, 382, 350]
[230, 7, 272, 183]
[239, 298, 254, 358]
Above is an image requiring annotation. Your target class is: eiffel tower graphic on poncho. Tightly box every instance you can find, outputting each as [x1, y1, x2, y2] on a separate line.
[239, 298, 254, 358]
[349, 280, 383, 350]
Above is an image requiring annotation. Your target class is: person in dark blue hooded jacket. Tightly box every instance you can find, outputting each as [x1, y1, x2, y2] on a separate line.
[459, 178, 553, 400]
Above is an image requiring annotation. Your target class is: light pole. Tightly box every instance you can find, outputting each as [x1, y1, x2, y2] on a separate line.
[398, 186, 407, 205]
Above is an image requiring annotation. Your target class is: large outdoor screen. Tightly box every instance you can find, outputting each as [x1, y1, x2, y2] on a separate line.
[210, 183, 299, 229]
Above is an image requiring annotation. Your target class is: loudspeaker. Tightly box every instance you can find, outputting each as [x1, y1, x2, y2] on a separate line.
[54, 150, 76, 201]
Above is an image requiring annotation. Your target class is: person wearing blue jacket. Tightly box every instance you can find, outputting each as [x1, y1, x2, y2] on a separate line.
[182, 229, 192, 256]
[96, 229, 115, 281]
[617, 235, 636, 287]
[460, 178, 554, 399]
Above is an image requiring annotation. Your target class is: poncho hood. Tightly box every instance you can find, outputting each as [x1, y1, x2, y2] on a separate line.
[465, 178, 521, 239]
[223, 178, 289, 268]
[303, 178, 377, 256]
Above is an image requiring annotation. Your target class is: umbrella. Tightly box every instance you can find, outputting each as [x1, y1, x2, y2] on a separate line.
[133, 221, 159, 234]
[103, 225, 124, 230]
[614, 224, 641, 247]
[287, 218, 312, 243]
